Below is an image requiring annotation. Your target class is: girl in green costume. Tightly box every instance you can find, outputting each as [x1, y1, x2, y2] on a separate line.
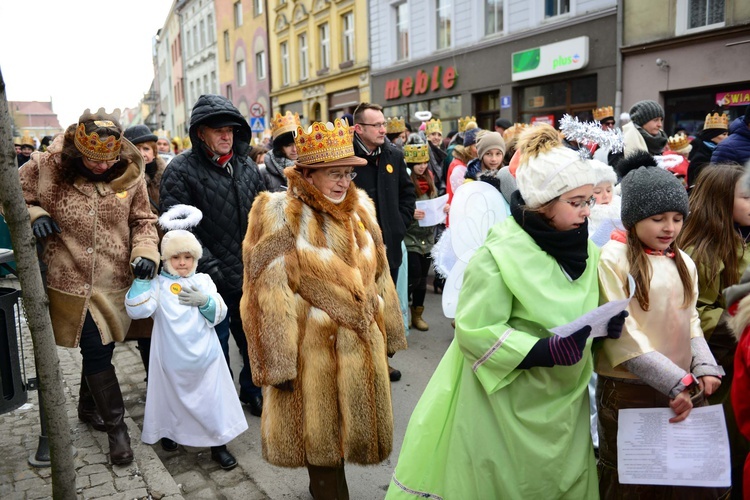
[386, 124, 626, 499]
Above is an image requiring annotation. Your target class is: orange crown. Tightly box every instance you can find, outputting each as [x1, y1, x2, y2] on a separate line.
[704, 112, 729, 131]
[403, 144, 430, 164]
[271, 111, 301, 139]
[295, 119, 356, 165]
[593, 106, 614, 122]
[502, 123, 529, 142]
[668, 133, 690, 152]
[425, 119, 442, 135]
[458, 116, 477, 132]
[386, 117, 406, 134]
[74, 122, 122, 160]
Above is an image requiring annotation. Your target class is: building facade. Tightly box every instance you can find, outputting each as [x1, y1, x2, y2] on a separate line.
[369, 0, 618, 133]
[9, 101, 63, 139]
[622, 0, 750, 135]
[215, 0, 272, 142]
[268, 0, 370, 124]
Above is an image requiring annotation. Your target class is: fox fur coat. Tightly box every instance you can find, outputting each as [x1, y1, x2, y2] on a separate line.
[241, 166, 407, 468]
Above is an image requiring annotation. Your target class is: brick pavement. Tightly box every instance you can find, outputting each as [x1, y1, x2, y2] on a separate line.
[0, 277, 269, 499]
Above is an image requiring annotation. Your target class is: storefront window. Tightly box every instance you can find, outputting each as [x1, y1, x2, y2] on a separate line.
[519, 75, 597, 126]
[474, 91, 500, 130]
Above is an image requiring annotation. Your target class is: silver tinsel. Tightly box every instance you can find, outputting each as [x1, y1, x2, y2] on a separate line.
[559, 114, 624, 160]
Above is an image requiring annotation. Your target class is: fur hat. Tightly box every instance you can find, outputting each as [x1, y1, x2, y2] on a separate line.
[158, 205, 204, 276]
[515, 124, 598, 208]
[618, 151, 688, 229]
[124, 124, 158, 145]
[629, 100, 664, 127]
[591, 159, 617, 186]
[477, 131, 506, 160]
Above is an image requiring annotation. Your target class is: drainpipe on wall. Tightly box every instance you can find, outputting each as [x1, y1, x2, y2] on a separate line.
[615, 0, 624, 126]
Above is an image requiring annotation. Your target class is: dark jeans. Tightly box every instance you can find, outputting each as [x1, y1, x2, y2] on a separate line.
[307, 460, 349, 500]
[79, 312, 115, 376]
[215, 296, 261, 400]
[407, 252, 431, 308]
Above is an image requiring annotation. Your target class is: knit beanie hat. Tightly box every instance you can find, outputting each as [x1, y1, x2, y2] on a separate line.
[629, 100, 664, 127]
[515, 124, 598, 208]
[477, 131, 506, 160]
[463, 127, 481, 147]
[618, 151, 688, 229]
[591, 159, 617, 186]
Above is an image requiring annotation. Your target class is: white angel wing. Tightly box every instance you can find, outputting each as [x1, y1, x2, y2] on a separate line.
[440, 182, 508, 318]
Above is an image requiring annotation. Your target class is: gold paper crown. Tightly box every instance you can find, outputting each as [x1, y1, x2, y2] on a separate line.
[502, 123, 529, 142]
[403, 144, 430, 164]
[74, 122, 121, 160]
[20, 132, 35, 147]
[386, 117, 406, 134]
[592, 106, 614, 122]
[668, 133, 690, 152]
[271, 111, 301, 139]
[295, 119, 356, 165]
[704, 112, 729, 130]
[458, 116, 477, 133]
[425, 119, 442, 135]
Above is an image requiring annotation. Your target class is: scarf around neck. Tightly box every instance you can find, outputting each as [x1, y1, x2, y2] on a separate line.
[636, 125, 668, 155]
[510, 191, 590, 280]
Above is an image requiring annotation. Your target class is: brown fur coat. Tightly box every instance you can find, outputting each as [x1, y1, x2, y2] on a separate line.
[20, 136, 159, 347]
[241, 167, 407, 467]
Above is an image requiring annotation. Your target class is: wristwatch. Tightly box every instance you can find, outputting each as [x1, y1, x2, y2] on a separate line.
[670, 373, 699, 399]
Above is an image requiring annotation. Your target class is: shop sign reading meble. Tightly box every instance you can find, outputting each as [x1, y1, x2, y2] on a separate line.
[512, 36, 589, 82]
[384, 65, 457, 101]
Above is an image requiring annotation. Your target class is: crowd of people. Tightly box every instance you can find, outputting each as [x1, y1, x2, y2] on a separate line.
[10, 93, 750, 498]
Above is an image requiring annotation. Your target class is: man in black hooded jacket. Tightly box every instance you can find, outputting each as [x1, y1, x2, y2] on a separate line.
[160, 94, 267, 419]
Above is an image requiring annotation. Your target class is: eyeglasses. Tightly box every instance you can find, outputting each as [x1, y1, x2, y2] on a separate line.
[326, 170, 357, 182]
[357, 122, 387, 129]
[602, 120, 615, 127]
[561, 196, 596, 209]
[83, 156, 119, 166]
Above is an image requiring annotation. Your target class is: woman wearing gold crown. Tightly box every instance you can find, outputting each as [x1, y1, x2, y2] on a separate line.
[19, 109, 159, 465]
[241, 119, 407, 499]
[687, 112, 729, 189]
[261, 111, 301, 192]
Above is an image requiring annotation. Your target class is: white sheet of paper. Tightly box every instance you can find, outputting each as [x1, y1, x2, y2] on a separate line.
[416, 194, 448, 227]
[617, 405, 731, 487]
[551, 275, 635, 338]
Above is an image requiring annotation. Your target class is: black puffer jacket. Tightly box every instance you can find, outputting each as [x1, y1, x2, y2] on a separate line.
[160, 94, 266, 301]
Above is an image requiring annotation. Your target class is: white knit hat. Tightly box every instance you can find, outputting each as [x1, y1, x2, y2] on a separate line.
[591, 159, 617, 186]
[516, 146, 598, 208]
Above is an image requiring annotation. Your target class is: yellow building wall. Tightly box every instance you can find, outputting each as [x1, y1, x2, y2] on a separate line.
[269, 0, 370, 124]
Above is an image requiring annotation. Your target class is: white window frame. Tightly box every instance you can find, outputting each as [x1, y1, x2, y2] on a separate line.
[394, 2, 409, 61]
[435, 0, 452, 51]
[342, 12, 354, 63]
[256, 50, 267, 80]
[319, 23, 330, 70]
[207, 14, 214, 43]
[193, 26, 199, 51]
[543, 0, 570, 19]
[675, 0, 725, 35]
[281, 42, 290, 85]
[254, 0, 263, 16]
[234, 1, 243, 28]
[484, 0, 504, 37]
[200, 19, 206, 48]
[237, 59, 247, 87]
[223, 30, 230, 61]
[298, 34, 308, 80]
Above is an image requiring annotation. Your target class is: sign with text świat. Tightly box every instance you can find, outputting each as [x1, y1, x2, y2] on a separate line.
[512, 36, 589, 82]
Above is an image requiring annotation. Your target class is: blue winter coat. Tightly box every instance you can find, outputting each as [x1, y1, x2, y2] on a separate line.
[711, 117, 750, 166]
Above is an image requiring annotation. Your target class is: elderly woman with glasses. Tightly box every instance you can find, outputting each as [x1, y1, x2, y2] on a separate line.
[19, 109, 159, 466]
[241, 119, 407, 500]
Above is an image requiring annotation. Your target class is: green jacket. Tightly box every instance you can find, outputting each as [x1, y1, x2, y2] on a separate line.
[404, 193, 436, 255]
[387, 217, 600, 499]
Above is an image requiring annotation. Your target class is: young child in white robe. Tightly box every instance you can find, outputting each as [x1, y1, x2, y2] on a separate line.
[125, 208, 247, 470]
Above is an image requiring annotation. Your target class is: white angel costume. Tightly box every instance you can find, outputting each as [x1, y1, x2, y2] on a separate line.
[125, 207, 247, 447]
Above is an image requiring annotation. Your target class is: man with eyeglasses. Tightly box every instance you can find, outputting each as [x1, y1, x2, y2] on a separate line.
[353, 102, 416, 382]
[160, 94, 267, 422]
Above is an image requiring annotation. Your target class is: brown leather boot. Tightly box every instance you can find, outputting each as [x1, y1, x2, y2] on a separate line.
[78, 372, 106, 431]
[86, 367, 134, 465]
[410, 306, 429, 331]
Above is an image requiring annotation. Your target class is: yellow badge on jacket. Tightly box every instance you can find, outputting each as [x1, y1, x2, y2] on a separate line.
[116, 190, 128, 199]
[386, 164, 394, 174]
[170, 283, 182, 294]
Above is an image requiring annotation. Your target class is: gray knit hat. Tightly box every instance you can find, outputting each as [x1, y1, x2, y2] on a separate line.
[629, 100, 664, 127]
[620, 166, 688, 229]
[477, 131, 506, 160]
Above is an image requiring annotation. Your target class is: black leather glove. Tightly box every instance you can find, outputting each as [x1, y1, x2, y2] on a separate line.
[32, 216, 61, 239]
[607, 311, 629, 339]
[132, 257, 157, 279]
[518, 326, 592, 369]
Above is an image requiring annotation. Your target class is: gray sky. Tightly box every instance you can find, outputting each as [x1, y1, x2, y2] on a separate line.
[1, 0, 173, 128]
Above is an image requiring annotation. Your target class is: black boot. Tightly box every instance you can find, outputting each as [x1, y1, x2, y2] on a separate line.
[78, 372, 106, 431]
[86, 367, 134, 465]
[211, 445, 237, 470]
